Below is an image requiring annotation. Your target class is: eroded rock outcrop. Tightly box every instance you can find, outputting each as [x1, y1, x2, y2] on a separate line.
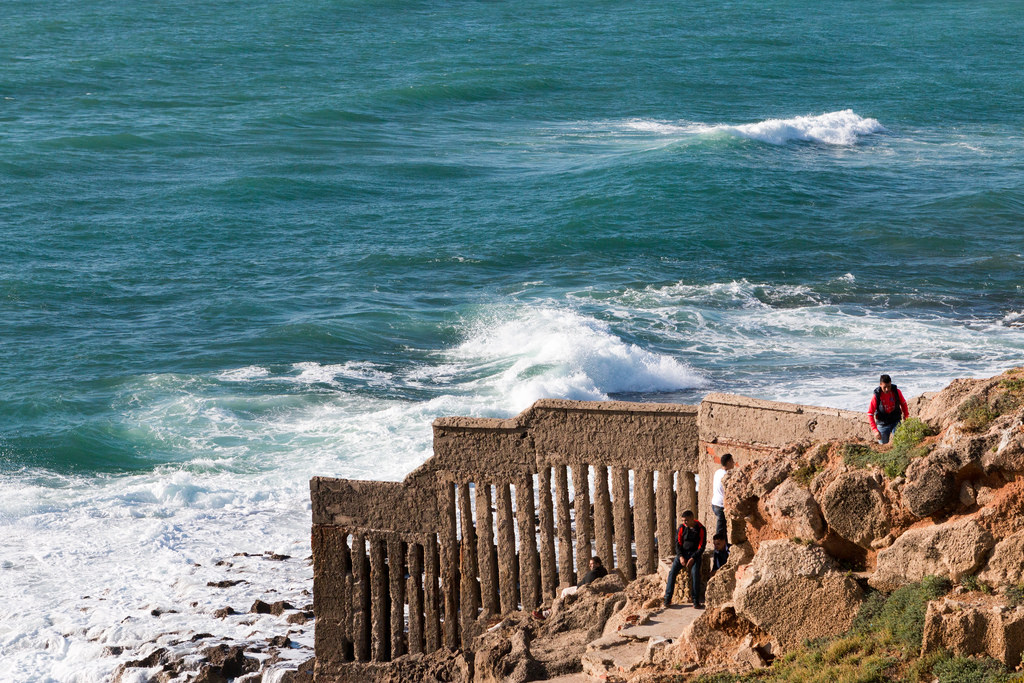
[763, 479, 825, 542]
[871, 517, 995, 591]
[732, 540, 864, 650]
[922, 598, 1024, 668]
[819, 470, 890, 548]
[979, 530, 1024, 588]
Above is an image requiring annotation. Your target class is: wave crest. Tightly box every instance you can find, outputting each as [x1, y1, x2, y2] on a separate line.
[706, 109, 885, 146]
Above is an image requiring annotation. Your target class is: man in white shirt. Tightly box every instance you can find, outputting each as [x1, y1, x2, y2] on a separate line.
[711, 453, 734, 541]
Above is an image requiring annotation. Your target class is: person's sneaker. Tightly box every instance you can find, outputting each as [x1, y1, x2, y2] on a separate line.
[694, 603, 705, 610]
[531, 609, 546, 621]
[663, 598, 671, 609]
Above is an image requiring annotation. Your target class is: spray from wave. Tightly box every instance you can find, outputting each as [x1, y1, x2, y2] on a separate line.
[448, 307, 705, 409]
[615, 109, 885, 146]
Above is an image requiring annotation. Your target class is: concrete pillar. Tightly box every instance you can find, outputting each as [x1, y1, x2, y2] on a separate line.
[593, 466, 613, 570]
[515, 476, 540, 611]
[495, 482, 519, 612]
[677, 471, 698, 524]
[554, 464, 575, 586]
[424, 534, 441, 652]
[352, 534, 371, 661]
[572, 464, 592, 576]
[612, 467, 634, 579]
[407, 542, 424, 655]
[370, 537, 390, 661]
[439, 481, 460, 650]
[339, 537, 354, 661]
[388, 538, 406, 658]
[656, 470, 676, 558]
[635, 470, 656, 575]
[474, 483, 499, 616]
[537, 467, 558, 601]
[458, 483, 479, 636]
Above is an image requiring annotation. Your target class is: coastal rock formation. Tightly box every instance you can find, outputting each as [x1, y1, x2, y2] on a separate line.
[310, 367, 1024, 681]
[679, 605, 770, 669]
[922, 598, 1024, 668]
[732, 540, 864, 650]
[870, 517, 995, 591]
[979, 530, 1024, 588]
[901, 449, 962, 518]
[763, 479, 825, 542]
[704, 541, 754, 609]
[819, 470, 889, 547]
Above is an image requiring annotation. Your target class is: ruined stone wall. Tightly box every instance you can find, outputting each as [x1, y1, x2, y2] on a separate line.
[310, 394, 867, 679]
[696, 393, 869, 540]
[310, 400, 700, 679]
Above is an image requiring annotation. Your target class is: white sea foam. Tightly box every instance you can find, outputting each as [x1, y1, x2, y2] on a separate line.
[703, 109, 885, 146]
[3, 297, 1021, 680]
[449, 306, 706, 410]
[595, 279, 1024, 410]
[601, 110, 885, 147]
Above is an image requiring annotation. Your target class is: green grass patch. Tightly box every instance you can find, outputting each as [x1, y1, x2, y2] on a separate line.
[843, 418, 933, 478]
[791, 461, 823, 488]
[1006, 583, 1024, 608]
[931, 654, 1019, 683]
[958, 395, 1000, 432]
[852, 575, 951, 652]
[961, 574, 992, 594]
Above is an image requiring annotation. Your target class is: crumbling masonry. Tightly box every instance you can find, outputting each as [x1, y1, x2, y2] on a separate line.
[310, 394, 870, 679]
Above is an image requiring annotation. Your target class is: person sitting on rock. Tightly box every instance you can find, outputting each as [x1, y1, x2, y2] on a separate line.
[534, 556, 609, 620]
[869, 373, 909, 444]
[664, 510, 707, 609]
[578, 556, 607, 587]
[709, 533, 730, 578]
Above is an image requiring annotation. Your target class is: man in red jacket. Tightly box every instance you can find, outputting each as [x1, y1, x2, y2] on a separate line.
[869, 374, 909, 444]
[664, 510, 707, 609]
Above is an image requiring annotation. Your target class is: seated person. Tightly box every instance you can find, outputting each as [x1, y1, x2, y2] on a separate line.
[578, 556, 607, 587]
[535, 556, 609, 620]
[709, 533, 730, 577]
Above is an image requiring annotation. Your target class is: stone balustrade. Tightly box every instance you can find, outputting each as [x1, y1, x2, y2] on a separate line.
[310, 394, 869, 678]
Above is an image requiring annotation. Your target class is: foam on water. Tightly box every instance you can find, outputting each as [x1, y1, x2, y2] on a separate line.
[571, 110, 885, 148]
[705, 109, 885, 146]
[0, 302, 708, 680]
[1, 294, 1020, 680]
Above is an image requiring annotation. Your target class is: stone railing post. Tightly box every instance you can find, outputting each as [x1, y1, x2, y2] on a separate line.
[537, 467, 558, 601]
[612, 467, 634, 579]
[572, 464, 592, 576]
[593, 466, 613, 570]
[475, 483, 499, 616]
[458, 483, 479, 637]
[407, 542, 424, 655]
[495, 482, 519, 612]
[515, 476, 541, 610]
[635, 470, 656, 575]
[656, 470, 676, 558]
[554, 464, 575, 586]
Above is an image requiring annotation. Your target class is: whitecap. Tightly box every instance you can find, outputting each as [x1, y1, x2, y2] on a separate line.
[705, 109, 885, 146]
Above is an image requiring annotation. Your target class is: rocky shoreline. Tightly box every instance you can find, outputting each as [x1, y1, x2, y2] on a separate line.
[108, 551, 315, 682]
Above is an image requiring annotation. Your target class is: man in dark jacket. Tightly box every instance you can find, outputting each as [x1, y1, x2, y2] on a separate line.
[869, 374, 909, 444]
[664, 510, 707, 609]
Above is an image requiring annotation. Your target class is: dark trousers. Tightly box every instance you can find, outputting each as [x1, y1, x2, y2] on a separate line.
[712, 504, 727, 540]
[665, 553, 702, 605]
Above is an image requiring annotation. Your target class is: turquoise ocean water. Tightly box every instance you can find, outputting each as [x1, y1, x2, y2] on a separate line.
[2, 0, 1023, 678]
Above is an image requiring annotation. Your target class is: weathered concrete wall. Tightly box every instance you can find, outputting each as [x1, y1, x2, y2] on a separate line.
[696, 393, 868, 539]
[310, 393, 866, 679]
